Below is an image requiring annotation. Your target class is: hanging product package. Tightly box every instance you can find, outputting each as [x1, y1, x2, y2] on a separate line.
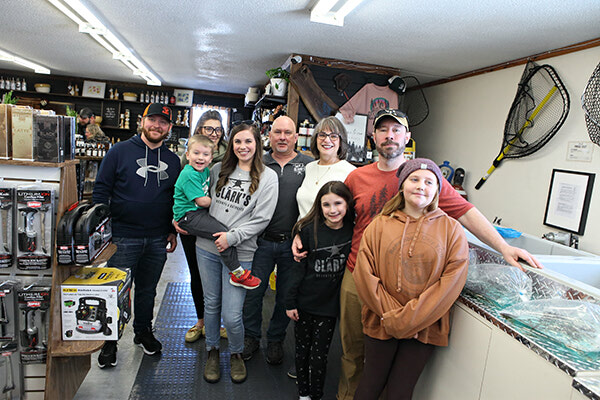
[500, 299, 600, 353]
[0, 282, 18, 343]
[464, 263, 532, 307]
[0, 341, 21, 400]
[0, 187, 15, 268]
[15, 186, 55, 270]
[18, 285, 51, 364]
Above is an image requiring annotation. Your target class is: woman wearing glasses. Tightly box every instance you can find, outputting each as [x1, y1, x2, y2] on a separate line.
[182, 110, 228, 344]
[196, 122, 278, 383]
[296, 116, 356, 218]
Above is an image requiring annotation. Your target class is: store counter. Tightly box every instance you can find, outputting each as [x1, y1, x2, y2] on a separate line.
[412, 241, 600, 400]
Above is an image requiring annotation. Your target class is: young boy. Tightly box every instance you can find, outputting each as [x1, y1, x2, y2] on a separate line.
[173, 134, 261, 289]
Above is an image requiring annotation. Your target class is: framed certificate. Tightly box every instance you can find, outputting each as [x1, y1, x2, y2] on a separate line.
[543, 169, 595, 235]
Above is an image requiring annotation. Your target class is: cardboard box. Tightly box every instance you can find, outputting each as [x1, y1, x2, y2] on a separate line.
[0, 104, 12, 159]
[61, 266, 131, 341]
[11, 107, 34, 161]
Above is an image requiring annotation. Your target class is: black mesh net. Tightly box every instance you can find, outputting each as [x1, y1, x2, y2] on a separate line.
[502, 61, 570, 159]
[398, 76, 429, 127]
[582, 61, 600, 146]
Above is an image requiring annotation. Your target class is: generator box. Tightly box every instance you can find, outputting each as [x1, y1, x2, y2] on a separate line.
[61, 266, 131, 341]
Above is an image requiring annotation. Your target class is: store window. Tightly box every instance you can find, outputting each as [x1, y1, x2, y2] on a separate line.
[190, 105, 230, 140]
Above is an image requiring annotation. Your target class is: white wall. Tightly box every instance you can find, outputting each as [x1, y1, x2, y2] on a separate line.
[414, 47, 600, 254]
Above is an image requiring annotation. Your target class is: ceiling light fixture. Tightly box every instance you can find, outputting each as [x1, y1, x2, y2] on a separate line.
[0, 48, 51, 74]
[46, 0, 162, 86]
[310, 0, 365, 27]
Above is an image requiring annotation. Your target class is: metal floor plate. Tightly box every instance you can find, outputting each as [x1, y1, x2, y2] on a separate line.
[128, 282, 341, 399]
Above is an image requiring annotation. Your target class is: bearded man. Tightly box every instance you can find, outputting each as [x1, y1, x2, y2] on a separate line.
[93, 103, 181, 369]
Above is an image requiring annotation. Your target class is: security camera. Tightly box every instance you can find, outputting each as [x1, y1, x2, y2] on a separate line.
[291, 55, 302, 64]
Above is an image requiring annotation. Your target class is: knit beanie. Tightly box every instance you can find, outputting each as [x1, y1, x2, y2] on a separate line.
[396, 158, 443, 193]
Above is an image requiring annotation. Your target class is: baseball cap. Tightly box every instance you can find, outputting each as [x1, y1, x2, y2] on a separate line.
[78, 107, 94, 118]
[143, 103, 173, 122]
[374, 109, 409, 130]
[396, 158, 443, 193]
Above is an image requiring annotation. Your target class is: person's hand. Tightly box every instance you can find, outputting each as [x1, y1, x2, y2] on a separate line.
[286, 309, 299, 321]
[173, 219, 189, 235]
[213, 232, 229, 252]
[166, 233, 178, 253]
[499, 244, 543, 271]
[291, 234, 307, 262]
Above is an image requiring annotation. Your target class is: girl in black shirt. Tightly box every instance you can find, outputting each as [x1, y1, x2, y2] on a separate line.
[286, 181, 355, 400]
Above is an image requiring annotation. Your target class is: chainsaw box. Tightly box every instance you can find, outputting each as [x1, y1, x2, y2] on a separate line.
[61, 266, 131, 341]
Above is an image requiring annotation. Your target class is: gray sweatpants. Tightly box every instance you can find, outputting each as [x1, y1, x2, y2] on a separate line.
[178, 209, 240, 272]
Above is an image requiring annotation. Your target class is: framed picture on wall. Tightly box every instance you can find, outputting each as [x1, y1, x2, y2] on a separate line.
[335, 112, 367, 163]
[101, 101, 121, 128]
[82, 80, 106, 98]
[543, 169, 595, 235]
[174, 89, 194, 107]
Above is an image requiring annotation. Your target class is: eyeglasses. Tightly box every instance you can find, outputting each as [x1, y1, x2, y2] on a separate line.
[201, 126, 223, 136]
[316, 132, 340, 141]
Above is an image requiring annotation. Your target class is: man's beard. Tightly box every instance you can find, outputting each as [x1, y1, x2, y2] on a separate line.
[142, 126, 170, 144]
[376, 140, 405, 160]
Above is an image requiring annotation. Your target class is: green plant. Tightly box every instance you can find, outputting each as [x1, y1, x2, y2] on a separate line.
[66, 105, 77, 117]
[265, 67, 290, 82]
[1, 91, 17, 105]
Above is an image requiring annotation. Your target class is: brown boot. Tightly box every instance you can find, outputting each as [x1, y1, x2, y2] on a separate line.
[204, 348, 220, 383]
[230, 353, 247, 383]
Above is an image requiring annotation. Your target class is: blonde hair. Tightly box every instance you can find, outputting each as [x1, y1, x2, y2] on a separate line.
[380, 183, 440, 216]
[187, 134, 215, 152]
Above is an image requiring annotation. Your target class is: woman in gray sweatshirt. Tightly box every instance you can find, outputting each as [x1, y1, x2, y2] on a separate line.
[195, 122, 278, 384]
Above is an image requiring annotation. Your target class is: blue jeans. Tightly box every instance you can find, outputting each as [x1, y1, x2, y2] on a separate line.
[242, 237, 295, 342]
[196, 247, 249, 353]
[108, 235, 167, 334]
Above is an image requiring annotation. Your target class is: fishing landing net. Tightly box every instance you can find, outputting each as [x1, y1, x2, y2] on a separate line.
[582, 60, 600, 145]
[475, 61, 570, 189]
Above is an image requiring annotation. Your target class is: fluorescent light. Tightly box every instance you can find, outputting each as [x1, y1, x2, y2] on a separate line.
[310, 0, 365, 26]
[47, 0, 162, 86]
[0, 48, 51, 74]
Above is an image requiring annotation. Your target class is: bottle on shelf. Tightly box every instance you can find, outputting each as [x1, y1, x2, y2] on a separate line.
[75, 84, 79, 96]
[0, 77, 4, 90]
[146, 91, 150, 103]
[10, 77, 16, 90]
[109, 88, 114, 99]
[140, 91, 145, 103]
[22, 79, 27, 91]
[15, 79, 21, 91]
[4, 77, 9, 89]
[114, 89, 119, 99]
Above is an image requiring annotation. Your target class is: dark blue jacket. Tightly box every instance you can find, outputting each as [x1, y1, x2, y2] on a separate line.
[93, 134, 180, 237]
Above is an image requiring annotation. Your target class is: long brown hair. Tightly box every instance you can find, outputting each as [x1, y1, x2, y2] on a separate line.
[193, 109, 226, 145]
[216, 123, 264, 194]
[292, 181, 355, 247]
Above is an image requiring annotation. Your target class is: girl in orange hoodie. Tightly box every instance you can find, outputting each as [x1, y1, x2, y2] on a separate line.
[353, 158, 469, 400]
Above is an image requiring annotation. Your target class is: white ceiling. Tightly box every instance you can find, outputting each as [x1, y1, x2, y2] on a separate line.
[1, 0, 600, 94]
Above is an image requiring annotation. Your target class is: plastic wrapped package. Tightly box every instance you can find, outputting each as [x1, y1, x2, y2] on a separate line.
[464, 263, 532, 307]
[500, 299, 600, 352]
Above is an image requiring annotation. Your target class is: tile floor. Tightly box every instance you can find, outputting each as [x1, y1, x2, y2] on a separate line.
[74, 237, 191, 400]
